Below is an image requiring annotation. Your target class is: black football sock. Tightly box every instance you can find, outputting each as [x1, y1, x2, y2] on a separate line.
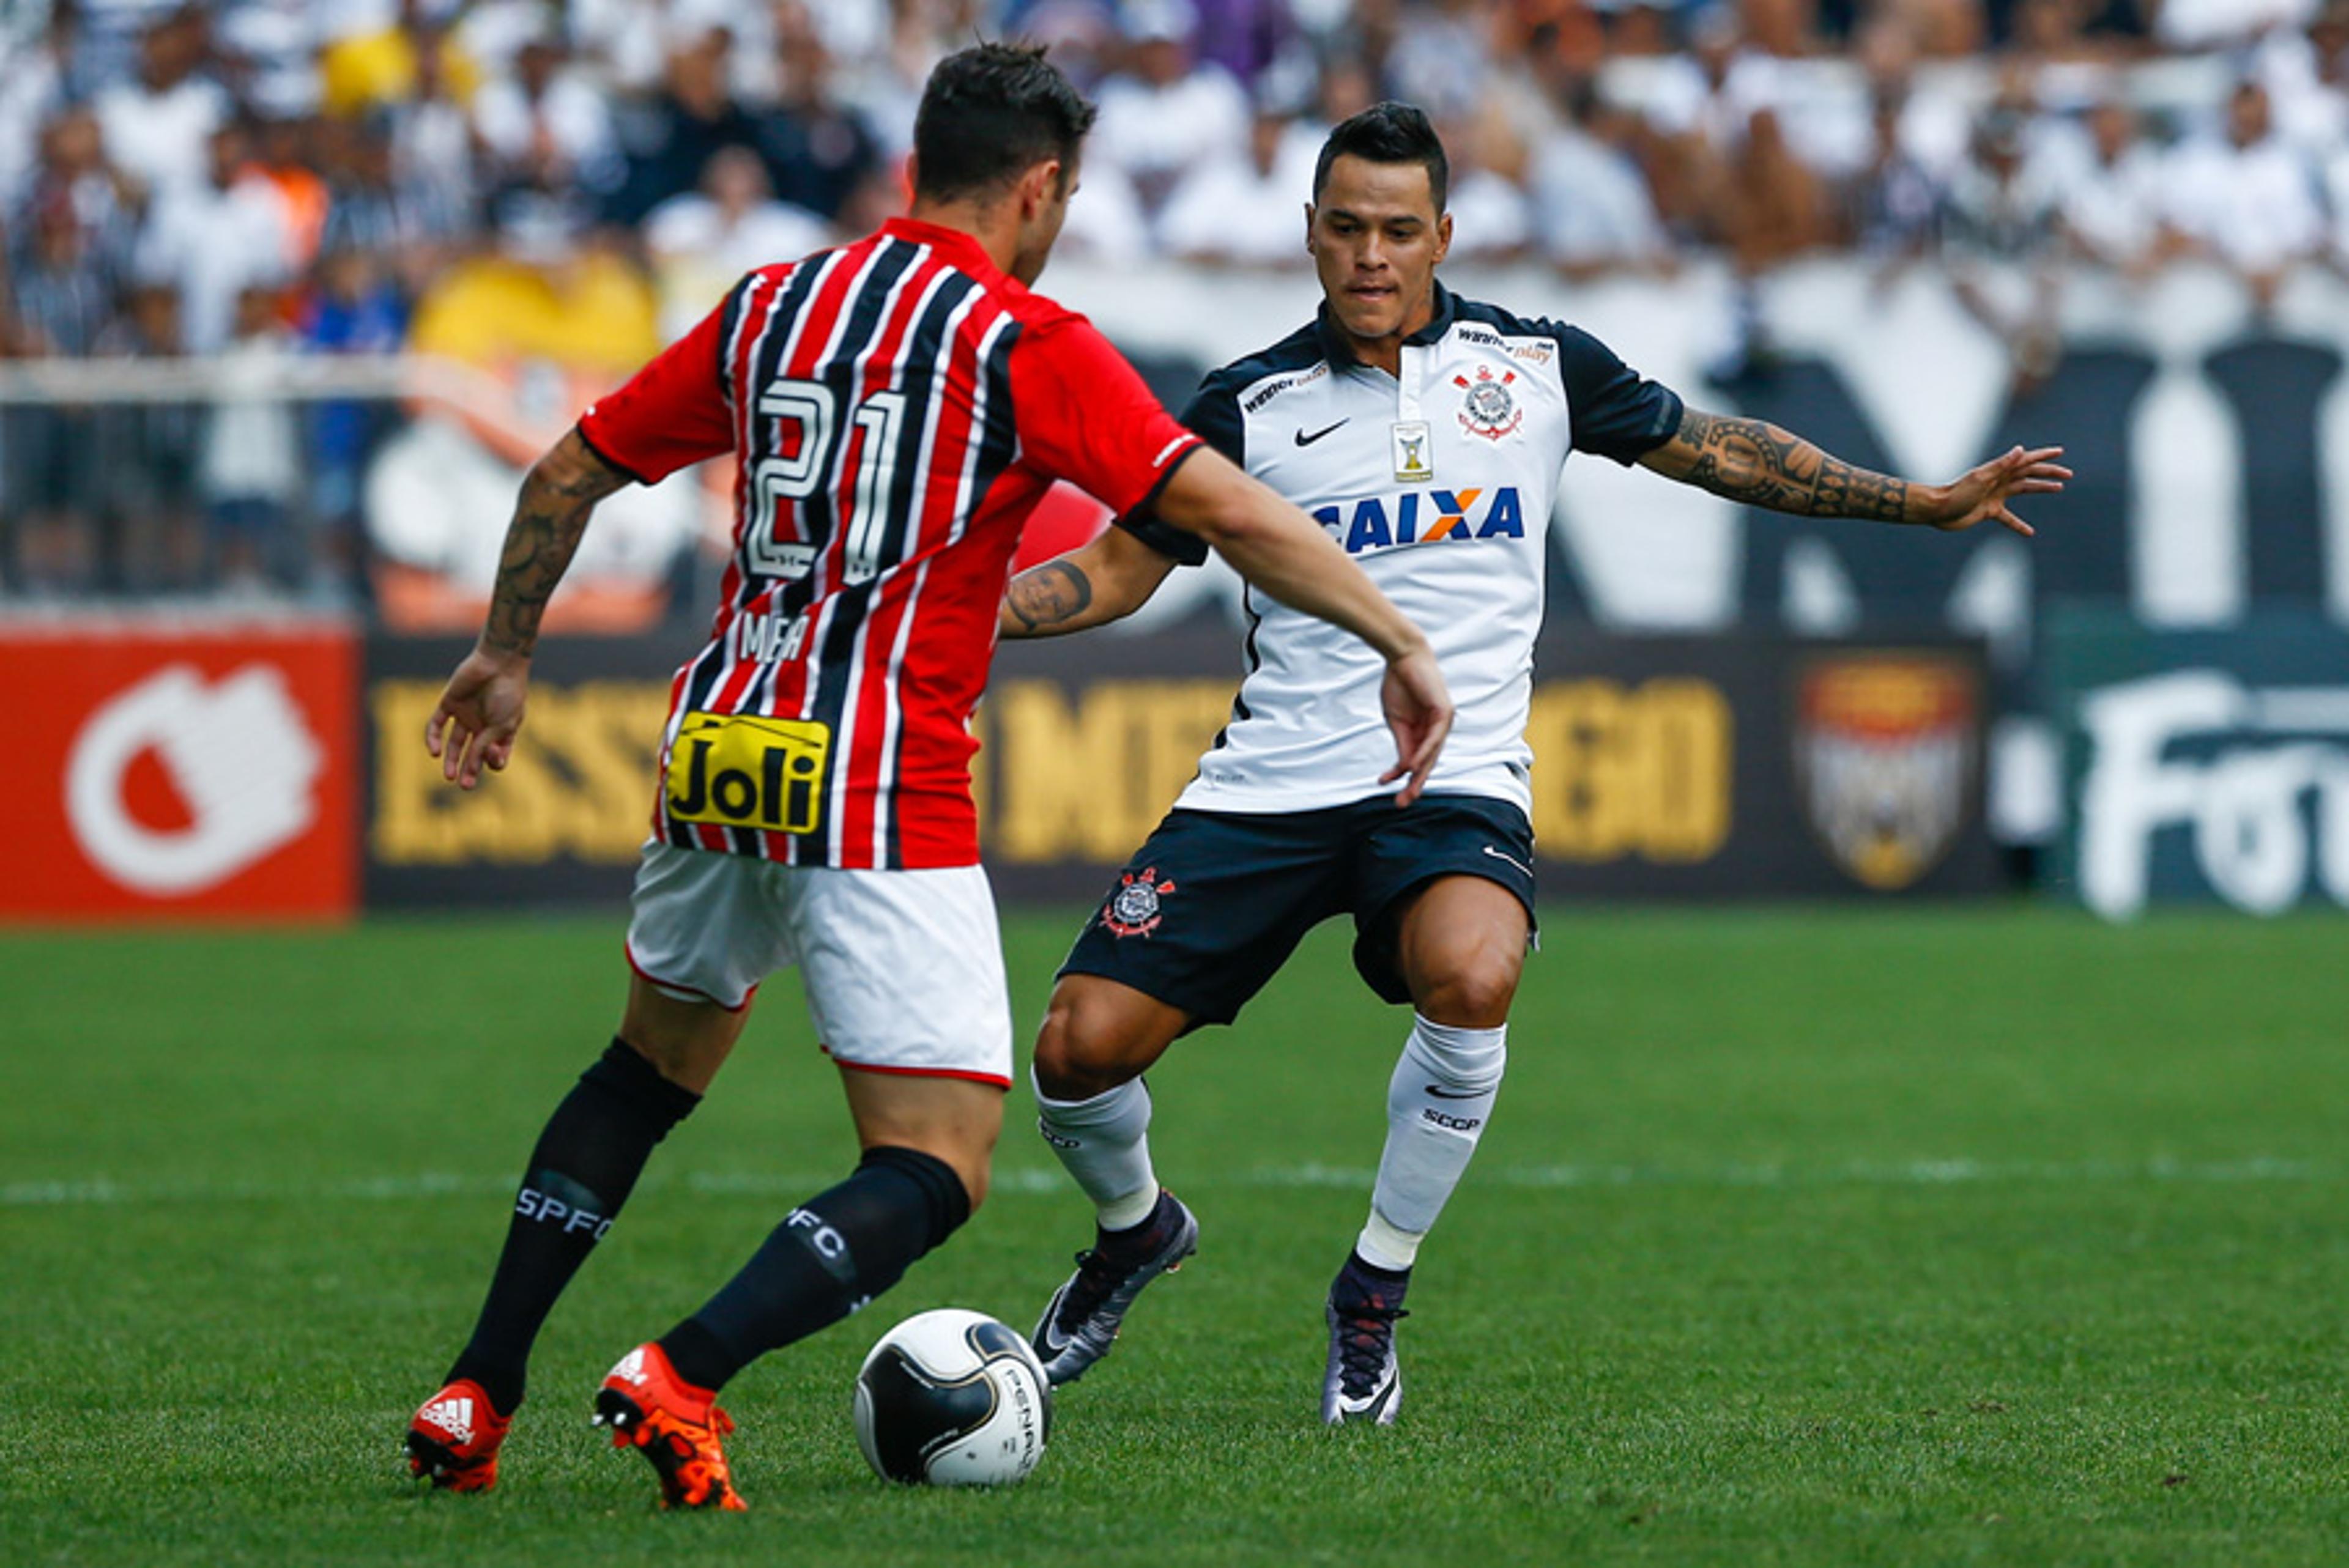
[659, 1146, 971, 1392]
[447, 1039, 700, 1413]
[1096, 1188, 1181, 1259]
[1334, 1250, 1412, 1311]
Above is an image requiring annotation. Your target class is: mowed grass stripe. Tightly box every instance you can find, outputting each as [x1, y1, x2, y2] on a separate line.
[4, 1154, 2339, 1209]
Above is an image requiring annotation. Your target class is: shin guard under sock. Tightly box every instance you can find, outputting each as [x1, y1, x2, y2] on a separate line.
[1356, 1016, 1505, 1271]
[660, 1145, 971, 1392]
[1034, 1076, 1159, 1232]
[449, 1039, 700, 1411]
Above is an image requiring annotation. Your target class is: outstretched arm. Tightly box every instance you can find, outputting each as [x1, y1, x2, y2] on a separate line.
[1000, 525, 1180, 638]
[423, 427, 633, 789]
[1636, 407, 2068, 536]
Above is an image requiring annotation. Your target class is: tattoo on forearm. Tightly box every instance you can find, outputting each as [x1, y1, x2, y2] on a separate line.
[480, 442, 628, 656]
[1669, 410, 1911, 522]
[1004, 560, 1094, 635]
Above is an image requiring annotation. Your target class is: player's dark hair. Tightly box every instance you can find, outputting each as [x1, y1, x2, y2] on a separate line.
[1313, 100, 1449, 213]
[913, 42, 1097, 202]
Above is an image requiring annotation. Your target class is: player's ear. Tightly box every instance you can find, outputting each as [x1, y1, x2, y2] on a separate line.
[1434, 210, 1453, 265]
[1302, 202, 1318, 256]
[1022, 158, 1063, 219]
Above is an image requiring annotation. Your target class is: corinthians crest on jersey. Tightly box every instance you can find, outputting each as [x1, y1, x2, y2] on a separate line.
[1455, 365, 1523, 440]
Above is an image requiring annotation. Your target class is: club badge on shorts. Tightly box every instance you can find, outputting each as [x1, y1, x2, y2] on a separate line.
[665, 711, 829, 834]
[1391, 421, 1433, 483]
[1102, 865, 1176, 938]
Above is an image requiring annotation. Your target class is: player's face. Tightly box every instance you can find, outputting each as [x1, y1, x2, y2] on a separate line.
[1306, 155, 1452, 357]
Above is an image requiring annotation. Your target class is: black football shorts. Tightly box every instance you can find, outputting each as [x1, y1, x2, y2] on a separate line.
[1056, 793, 1536, 1026]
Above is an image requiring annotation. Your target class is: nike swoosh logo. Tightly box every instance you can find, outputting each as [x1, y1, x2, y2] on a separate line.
[1294, 420, 1349, 447]
[1481, 845, 1534, 877]
[1425, 1085, 1485, 1100]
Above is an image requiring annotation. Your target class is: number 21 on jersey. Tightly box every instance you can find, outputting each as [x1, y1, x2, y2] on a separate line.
[747, 375, 905, 586]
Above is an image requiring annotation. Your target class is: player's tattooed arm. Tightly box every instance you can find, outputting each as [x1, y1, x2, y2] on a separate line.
[999, 525, 1179, 638]
[1639, 409, 1910, 519]
[1638, 407, 2068, 536]
[478, 428, 633, 658]
[427, 429, 631, 789]
[1004, 560, 1094, 635]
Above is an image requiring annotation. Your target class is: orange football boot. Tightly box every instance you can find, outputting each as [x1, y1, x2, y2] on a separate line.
[405, 1378, 513, 1492]
[593, 1342, 748, 1511]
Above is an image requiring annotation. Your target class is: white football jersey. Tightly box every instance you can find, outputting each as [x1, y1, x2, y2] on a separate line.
[1123, 283, 1683, 818]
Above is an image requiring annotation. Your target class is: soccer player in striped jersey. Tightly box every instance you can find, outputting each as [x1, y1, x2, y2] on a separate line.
[402, 45, 1453, 1509]
[1003, 102, 2066, 1424]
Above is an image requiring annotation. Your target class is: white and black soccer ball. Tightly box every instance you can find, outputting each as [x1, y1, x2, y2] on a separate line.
[852, 1308, 1052, 1487]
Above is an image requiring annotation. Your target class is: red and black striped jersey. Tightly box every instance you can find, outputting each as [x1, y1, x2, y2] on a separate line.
[577, 218, 1200, 869]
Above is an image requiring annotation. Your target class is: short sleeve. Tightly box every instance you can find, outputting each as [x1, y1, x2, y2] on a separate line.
[1008, 315, 1202, 521]
[576, 286, 740, 484]
[1108, 374, 1244, 568]
[1556, 325, 1683, 466]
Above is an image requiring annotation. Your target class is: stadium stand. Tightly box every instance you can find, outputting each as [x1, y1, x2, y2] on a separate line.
[1, 0, 2343, 606]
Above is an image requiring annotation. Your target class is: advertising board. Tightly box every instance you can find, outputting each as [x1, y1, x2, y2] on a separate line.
[2049, 609, 2349, 917]
[0, 621, 358, 921]
[979, 632, 1998, 902]
[362, 632, 693, 908]
[355, 629, 1995, 908]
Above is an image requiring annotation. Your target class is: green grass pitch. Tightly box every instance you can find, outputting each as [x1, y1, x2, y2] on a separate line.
[3, 906, 2345, 1566]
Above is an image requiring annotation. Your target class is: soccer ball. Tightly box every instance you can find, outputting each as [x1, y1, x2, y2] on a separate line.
[852, 1308, 1053, 1487]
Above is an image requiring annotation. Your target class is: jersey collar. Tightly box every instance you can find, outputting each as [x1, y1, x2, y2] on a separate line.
[1313, 279, 1457, 369]
[880, 216, 1003, 282]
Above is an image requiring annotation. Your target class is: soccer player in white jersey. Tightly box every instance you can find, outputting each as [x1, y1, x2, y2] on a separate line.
[1001, 103, 2068, 1424]
[400, 50, 1452, 1509]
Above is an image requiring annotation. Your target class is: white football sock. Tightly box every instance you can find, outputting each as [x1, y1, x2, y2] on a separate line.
[1034, 1075, 1160, 1232]
[1356, 1016, 1506, 1271]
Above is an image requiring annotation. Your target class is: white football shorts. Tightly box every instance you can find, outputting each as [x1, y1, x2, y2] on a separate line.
[623, 841, 1013, 1088]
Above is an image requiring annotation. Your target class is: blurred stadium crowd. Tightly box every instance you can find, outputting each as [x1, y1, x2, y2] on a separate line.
[1, 0, 2345, 601]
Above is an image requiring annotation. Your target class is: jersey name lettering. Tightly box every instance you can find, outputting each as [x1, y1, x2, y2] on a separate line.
[735, 609, 810, 664]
